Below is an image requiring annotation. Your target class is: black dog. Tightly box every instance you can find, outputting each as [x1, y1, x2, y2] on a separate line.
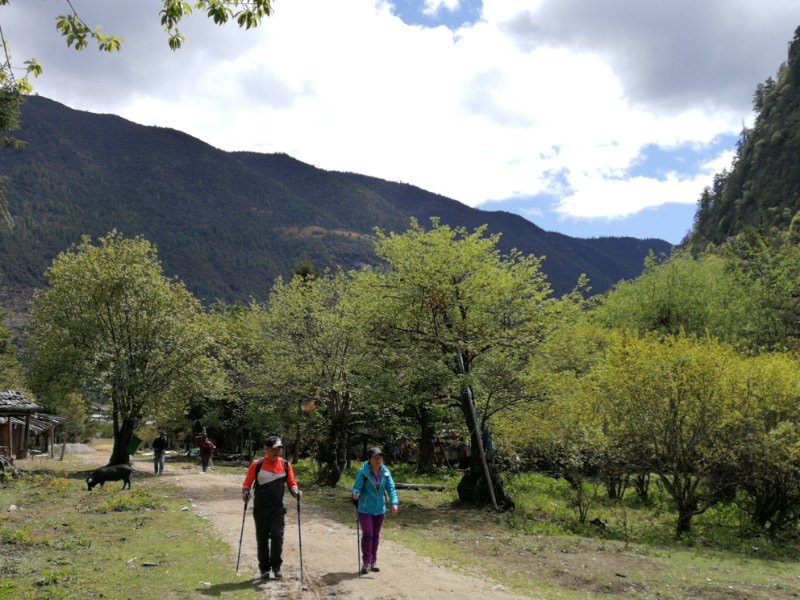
[86, 464, 133, 490]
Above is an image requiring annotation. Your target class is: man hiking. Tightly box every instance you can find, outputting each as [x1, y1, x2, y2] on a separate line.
[198, 434, 215, 472]
[153, 431, 168, 475]
[242, 436, 301, 580]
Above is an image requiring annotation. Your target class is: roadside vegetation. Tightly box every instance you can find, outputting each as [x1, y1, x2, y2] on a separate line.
[298, 462, 800, 598]
[3, 452, 799, 599]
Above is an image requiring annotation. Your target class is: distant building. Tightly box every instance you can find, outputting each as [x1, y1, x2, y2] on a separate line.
[0, 390, 42, 459]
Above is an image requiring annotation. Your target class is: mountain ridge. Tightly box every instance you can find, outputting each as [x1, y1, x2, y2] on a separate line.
[0, 95, 672, 305]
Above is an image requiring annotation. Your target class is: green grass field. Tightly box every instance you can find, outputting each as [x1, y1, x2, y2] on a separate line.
[299, 461, 800, 599]
[0, 456, 265, 600]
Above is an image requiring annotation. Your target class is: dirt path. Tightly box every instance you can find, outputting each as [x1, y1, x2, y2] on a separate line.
[137, 458, 528, 600]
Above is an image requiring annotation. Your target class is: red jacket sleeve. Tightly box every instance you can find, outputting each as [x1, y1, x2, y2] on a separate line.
[286, 461, 298, 492]
[242, 460, 259, 492]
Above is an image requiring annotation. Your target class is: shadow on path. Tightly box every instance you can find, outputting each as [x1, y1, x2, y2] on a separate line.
[196, 578, 261, 596]
[320, 571, 363, 585]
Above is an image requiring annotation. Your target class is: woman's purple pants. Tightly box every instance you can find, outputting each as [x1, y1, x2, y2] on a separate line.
[358, 513, 385, 565]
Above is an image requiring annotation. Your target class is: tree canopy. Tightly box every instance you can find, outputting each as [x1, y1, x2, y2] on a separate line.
[25, 231, 216, 465]
[364, 218, 560, 508]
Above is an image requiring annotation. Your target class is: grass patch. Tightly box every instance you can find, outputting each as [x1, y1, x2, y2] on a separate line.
[0, 462, 266, 599]
[293, 461, 800, 599]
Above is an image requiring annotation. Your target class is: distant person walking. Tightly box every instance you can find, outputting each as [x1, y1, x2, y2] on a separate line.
[352, 447, 399, 574]
[198, 435, 215, 472]
[153, 431, 168, 475]
[242, 436, 301, 580]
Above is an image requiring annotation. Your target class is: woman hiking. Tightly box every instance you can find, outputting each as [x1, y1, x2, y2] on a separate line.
[351, 447, 399, 574]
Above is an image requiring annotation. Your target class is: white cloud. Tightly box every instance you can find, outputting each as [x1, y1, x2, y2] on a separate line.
[557, 170, 714, 220]
[4, 0, 799, 232]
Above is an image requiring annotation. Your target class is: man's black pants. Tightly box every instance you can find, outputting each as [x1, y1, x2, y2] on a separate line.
[253, 505, 287, 573]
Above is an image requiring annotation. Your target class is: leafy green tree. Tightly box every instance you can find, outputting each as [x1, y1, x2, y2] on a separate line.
[25, 231, 215, 465]
[722, 231, 800, 351]
[590, 332, 739, 537]
[256, 270, 376, 486]
[366, 219, 557, 509]
[361, 336, 462, 474]
[0, 313, 23, 388]
[593, 251, 751, 344]
[493, 315, 617, 502]
[724, 352, 800, 531]
[58, 392, 96, 443]
[168, 302, 268, 453]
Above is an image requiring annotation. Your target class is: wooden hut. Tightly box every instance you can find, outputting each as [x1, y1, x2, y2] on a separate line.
[0, 390, 42, 459]
[29, 413, 64, 458]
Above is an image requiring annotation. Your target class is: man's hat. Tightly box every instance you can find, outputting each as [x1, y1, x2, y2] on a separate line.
[367, 447, 383, 459]
[266, 436, 283, 448]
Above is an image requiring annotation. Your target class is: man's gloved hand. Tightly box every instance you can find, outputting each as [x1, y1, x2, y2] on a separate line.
[292, 489, 302, 500]
[242, 490, 250, 503]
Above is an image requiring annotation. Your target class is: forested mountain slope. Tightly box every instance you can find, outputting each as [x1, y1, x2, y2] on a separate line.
[0, 96, 671, 304]
[688, 25, 800, 249]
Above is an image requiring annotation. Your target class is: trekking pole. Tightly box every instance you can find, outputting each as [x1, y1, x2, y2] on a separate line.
[297, 493, 306, 590]
[356, 506, 362, 577]
[235, 495, 249, 575]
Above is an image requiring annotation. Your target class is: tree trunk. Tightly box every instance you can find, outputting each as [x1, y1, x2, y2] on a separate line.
[395, 483, 446, 491]
[317, 407, 349, 487]
[750, 489, 783, 531]
[457, 453, 514, 510]
[633, 473, 650, 505]
[674, 488, 700, 538]
[292, 418, 302, 465]
[416, 404, 437, 474]
[660, 472, 702, 538]
[110, 415, 135, 466]
[605, 474, 628, 499]
[675, 507, 695, 537]
[455, 388, 514, 510]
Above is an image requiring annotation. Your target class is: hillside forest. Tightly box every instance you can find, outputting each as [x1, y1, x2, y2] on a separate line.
[2, 25, 800, 551]
[0, 94, 670, 305]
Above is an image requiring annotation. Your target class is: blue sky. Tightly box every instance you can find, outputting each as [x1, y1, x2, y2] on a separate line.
[481, 133, 739, 242]
[4, 1, 800, 244]
[391, 0, 483, 29]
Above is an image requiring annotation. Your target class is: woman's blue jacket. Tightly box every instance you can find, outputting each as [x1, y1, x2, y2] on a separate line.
[352, 462, 399, 516]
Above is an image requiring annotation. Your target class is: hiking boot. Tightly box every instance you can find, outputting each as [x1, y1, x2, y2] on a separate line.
[272, 570, 283, 580]
[370, 563, 380, 572]
[260, 571, 270, 580]
[360, 564, 369, 575]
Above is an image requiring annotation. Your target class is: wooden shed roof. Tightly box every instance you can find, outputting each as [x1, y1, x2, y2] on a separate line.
[0, 413, 63, 434]
[0, 390, 42, 414]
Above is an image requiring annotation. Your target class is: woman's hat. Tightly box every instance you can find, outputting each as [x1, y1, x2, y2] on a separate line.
[367, 447, 383, 459]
